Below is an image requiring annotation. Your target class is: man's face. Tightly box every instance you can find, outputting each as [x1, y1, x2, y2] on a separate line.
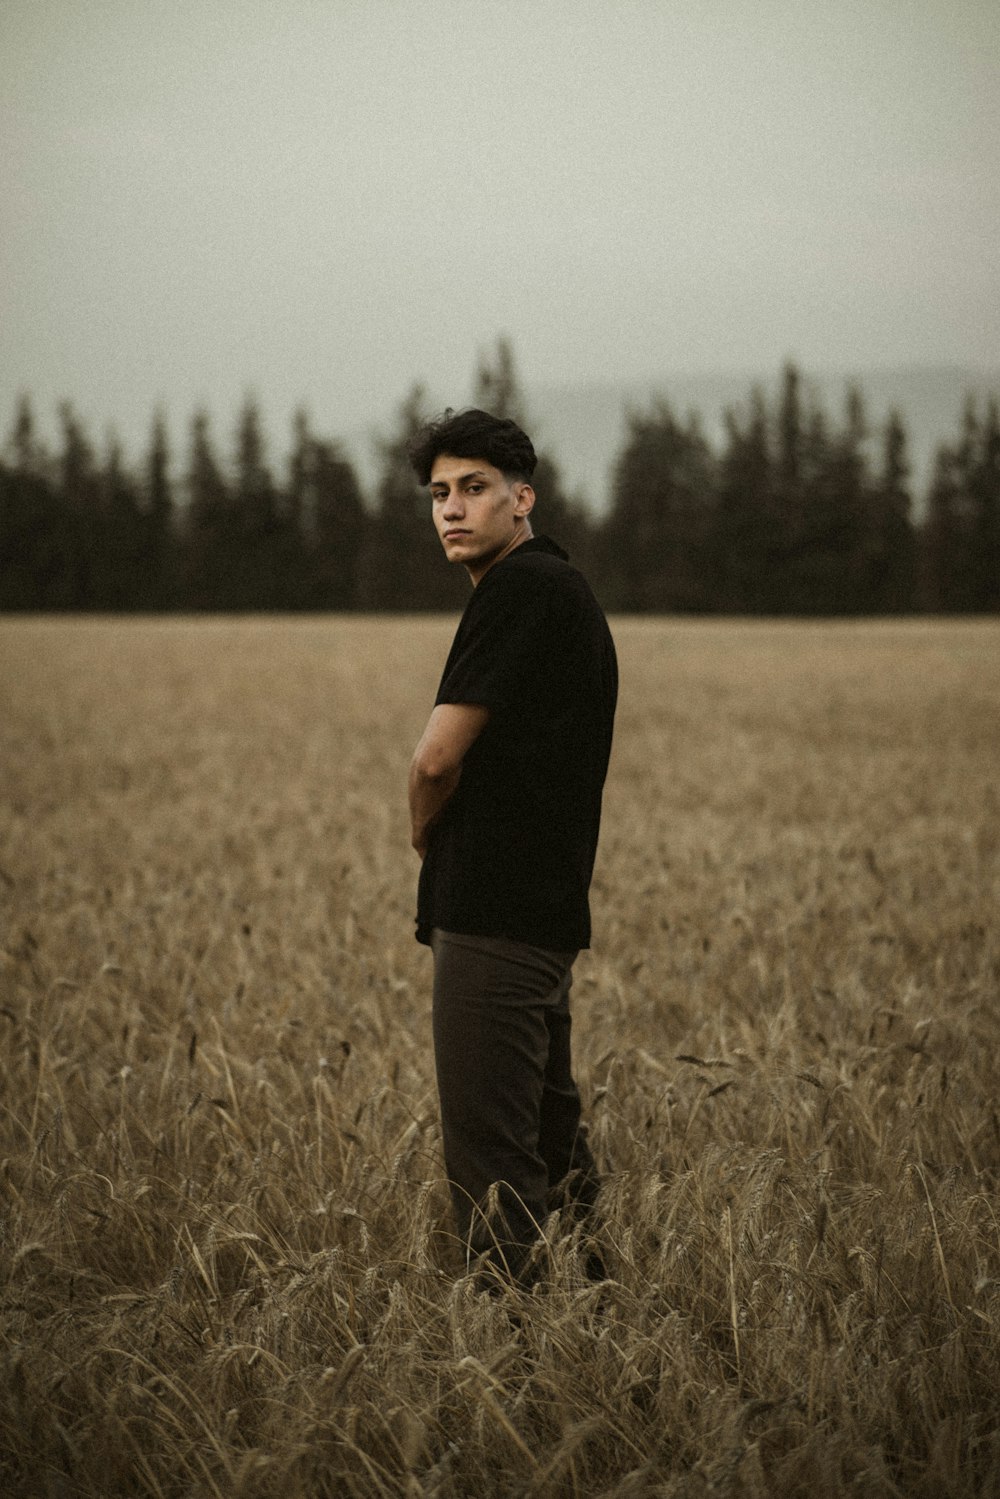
[429, 453, 534, 582]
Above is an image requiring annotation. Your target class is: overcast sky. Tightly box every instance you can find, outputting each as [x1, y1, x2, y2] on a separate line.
[2, 0, 998, 463]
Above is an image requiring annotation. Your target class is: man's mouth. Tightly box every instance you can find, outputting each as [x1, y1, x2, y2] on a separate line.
[444, 530, 471, 541]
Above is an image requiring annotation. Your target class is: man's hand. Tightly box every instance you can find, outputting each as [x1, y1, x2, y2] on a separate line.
[408, 703, 489, 858]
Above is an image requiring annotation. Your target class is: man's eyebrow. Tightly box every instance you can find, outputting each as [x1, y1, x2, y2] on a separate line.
[430, 469, 489, 488]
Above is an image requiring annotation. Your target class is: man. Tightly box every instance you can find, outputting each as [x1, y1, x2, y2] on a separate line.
[407, 407, 618, 1285]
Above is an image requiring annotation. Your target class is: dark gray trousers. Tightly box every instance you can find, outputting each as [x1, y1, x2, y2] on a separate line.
[430, 928, 600, 1281]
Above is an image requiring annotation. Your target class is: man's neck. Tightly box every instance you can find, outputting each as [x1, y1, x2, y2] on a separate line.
[466, 522, 533, 586]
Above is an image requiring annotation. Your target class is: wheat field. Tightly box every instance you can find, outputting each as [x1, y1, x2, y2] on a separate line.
[1, 615, 998, 1498]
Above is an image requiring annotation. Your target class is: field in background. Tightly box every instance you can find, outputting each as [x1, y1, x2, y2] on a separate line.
[1, 616, 998, 1498]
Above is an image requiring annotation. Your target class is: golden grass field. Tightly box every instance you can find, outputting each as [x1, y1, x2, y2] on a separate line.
[1, 614, 998, 1498]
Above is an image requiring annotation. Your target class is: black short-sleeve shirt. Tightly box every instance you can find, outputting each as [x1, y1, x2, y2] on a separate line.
[416, 535, 618, 951]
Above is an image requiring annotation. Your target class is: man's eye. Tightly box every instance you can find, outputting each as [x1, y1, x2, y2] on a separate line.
[467, 485, 484, 494]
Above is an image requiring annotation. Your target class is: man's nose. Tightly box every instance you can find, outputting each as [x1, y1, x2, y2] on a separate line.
[442, 493, 465, 519]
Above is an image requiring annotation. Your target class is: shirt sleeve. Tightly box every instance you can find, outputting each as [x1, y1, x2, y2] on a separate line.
[435, 566, 549, 714]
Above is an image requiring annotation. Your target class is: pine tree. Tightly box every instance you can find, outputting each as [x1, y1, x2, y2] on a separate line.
[231, 396, 281, 607]
[58, 402, 101, 608]
[922, 397, 992, 612]
[473, 336, 526, 426]
[358, 385, 466, 611]
[287, 408, 311, 539]
[601, 399, 715, 612]
[711, 387, 774, 612]
[308, 434, 367, 610]
[777, 362, 804, 491]
[472, 336, 591, 566]
[9, 394, 46, 477]
[869, 409, 916, 613]
[770, 362, 810, 613]
[183, 408, 230, 609]
[97, 431, 144, 608]
[1, 396, 59, 609]
[234, 397, 274, 533]
[839, 384, 874, 611]
[975, 399, 1000, 611]
[795, 383, 870, 613]
[144, 409, 174, 609]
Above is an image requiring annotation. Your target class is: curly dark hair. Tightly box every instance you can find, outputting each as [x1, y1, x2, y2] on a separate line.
[408, 408, 537, 486]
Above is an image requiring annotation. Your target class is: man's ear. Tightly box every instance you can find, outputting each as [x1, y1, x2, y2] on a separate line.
[514, 483, 536, 518]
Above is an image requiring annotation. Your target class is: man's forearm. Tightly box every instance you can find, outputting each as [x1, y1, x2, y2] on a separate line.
[408, 703, 489, 859]
[408, 760, 461, 858]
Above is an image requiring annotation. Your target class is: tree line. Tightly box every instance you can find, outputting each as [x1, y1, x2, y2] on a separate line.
[2, 345, 997, 614]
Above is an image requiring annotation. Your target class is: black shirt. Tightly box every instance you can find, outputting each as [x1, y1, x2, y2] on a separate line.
[416, 535, 618, 951]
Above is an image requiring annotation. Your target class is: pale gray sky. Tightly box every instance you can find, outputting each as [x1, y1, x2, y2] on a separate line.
[2, 0, 998, 474]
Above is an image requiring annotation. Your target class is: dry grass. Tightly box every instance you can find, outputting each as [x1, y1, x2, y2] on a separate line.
[1, 614, 998, 1498]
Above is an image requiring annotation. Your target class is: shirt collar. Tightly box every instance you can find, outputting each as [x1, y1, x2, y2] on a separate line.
[513, 534, 569, 561]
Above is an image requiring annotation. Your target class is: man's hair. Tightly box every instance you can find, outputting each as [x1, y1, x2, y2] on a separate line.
[408, 408, 537, 486]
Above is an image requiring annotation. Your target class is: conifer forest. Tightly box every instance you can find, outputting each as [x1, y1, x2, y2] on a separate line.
[2, 350, 998, 616]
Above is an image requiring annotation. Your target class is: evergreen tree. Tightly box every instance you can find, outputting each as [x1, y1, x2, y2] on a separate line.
[58, 403, 102, 608]
[286, 408, 311, 539]
[472, 336, 592, 567]
[920, 396, 1000, 612]
[923, 443, 959, 608]
[234, 397, 274, 530]
[952, 398, 983, 610]
[473, 337, 525, 426]
[601, 399, 716, 612]
[307, 432, 367, 610]
[529, 451, 593, 569]
[711, 387, 774, 612]
[777, 361, 804, 492]
[183, 407, 230, 608]
[9, 393, 46, 477]
[770, 362, 812, 611]
[926, 395, 1000, 613]
[144, 409, 175, 609]
[358, 385, 466, 611]
[837, 384, 874, 611]
[1, 396, 60, 609]
[96, 432, 145, 609]
[788, 383, 871, 613]
[976, 399, 1000, 611]
[232, 396, 282, 608]
[868, 409, 916, 613]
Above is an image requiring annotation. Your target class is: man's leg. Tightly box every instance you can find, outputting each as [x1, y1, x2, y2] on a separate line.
[538, 970, 602, 1222]
[430, 929, 577, 1282]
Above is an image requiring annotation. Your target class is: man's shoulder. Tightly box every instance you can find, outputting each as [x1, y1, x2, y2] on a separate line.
[504, 539, 611, 623]
[461, 537, 612, 649]
[506, 534, 571, 569]
[492, 537, 587, 594]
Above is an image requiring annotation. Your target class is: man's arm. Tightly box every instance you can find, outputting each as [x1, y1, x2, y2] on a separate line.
[408, 702, 489, 858]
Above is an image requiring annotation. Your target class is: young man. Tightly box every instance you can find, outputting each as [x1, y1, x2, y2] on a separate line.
[407, 408, 618, 1285]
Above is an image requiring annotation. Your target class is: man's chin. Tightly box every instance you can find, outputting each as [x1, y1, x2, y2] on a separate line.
[443, 540, 481, 565]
